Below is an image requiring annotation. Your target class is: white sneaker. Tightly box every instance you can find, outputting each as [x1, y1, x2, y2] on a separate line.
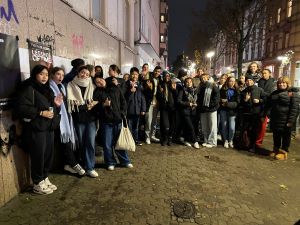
[205, 144, 215, 148]
[224, 140, 229, 149]
[44, 177, 57, 191]
[229, 141, 234, 148]
[73, 164, 86, 176]
[87, 170, 98, 178]
[193, 142, 200, 149]
[146, 138, 151, 145]
[184, 142, 192, 147]
[33, 180, 53, 195]
[217, 134, 222, 141]
[126, 163, 134, 168]
[151, 136, 160, 142]
[108, 165, 115, 171]
[202, 143, 208, 147]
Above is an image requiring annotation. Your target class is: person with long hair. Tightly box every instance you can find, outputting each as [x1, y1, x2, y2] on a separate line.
[264, 77, 300, 160]
[178, 77, 200, 149]
[219, 77, 240, 148]
[49, 67, 85, 176]
[17, 65, 63, 194]
[156, 71, 176, 146]
[67, 66, 99, 178]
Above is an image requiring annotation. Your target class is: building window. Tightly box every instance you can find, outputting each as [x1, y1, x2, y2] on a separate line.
[285, 32, 290, 48]
[277, 8, 281, 23]
[160, 35, 165, 43]
[91, 0, 101, 22]
[287, 0, 292, 18]
[160, 14, 165, 23]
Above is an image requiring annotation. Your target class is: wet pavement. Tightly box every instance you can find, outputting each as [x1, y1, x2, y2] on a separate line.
[0, 133, 299, 225]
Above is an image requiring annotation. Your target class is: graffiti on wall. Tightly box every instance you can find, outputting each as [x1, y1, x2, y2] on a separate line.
[0, 0, 19, 35]
[72, 34, 84, 57]
[0, 0, 19, 24]
[37, 34, 55, 53]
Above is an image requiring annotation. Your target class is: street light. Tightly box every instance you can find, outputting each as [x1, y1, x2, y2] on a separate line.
[206, 51, 215, 74]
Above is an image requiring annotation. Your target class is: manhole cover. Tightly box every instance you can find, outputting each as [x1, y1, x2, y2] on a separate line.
[173, 200, 196, 219]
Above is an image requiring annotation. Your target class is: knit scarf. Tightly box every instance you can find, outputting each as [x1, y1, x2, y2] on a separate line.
[184, 87, 197, 104]
[67, 76, 95, 113]
[50, 80, 77, 149]
[203, 82, 213, 107]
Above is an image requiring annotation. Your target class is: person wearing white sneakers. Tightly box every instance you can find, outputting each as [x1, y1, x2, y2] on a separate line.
[219, 77, 239, 149]
[197, 74, 220, 148]
[178, 78, 200, 149]
[101, 65, 133, 171]
[67, 66, 98, 178]
[49, 67, 86, 177]
[16, 65, 63, 194]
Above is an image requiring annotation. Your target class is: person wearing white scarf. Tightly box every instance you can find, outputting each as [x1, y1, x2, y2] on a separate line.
[66, 66, 98, 178]
[50, 67, 85, 176]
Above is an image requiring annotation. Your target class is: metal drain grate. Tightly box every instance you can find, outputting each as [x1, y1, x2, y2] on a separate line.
[173, 200, 196, 219]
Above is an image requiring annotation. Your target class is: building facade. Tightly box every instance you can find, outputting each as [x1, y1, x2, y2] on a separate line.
[0, 0, 162, 207]
[159, 0, 169, 69]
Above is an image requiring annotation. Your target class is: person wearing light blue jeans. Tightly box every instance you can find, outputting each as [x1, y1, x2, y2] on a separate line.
[219, 76, 240, 148]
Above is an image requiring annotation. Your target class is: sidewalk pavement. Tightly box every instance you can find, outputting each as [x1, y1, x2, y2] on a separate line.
[0, 133, 299, 225]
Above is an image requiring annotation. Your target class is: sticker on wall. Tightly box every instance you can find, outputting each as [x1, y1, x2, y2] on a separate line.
[27, 39, 53, 71]
[0, 32, 20, 110]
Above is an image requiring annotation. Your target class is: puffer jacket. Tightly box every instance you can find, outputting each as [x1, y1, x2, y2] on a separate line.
[265, 88, 300, 131]
[240, 85, 264, 115]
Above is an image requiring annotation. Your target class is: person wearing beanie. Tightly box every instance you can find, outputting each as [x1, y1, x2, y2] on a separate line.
[239, 73, 264, 152]
[63, 58, 85, 84]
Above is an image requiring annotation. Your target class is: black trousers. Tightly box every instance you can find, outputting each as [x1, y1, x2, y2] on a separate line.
[242, 114, 260, 148]
[160, 109, 175, 144]
[273, 128, 291, 152]
[27, 129, 54, 184]
[183, 114, 197, 143]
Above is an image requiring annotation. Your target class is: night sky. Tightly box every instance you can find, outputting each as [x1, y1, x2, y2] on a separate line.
[168, 0, 207, 64]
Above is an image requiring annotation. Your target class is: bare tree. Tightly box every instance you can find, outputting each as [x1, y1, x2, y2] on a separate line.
[205, 0, 266, 76]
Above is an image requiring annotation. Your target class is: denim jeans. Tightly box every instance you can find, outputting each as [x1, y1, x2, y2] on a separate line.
[145, 104, 159, 139]
[200, 111, 218, 146]
[220, 110, 236, 142]
[75, 121, 96, 171]
[103, 122, 131, 166]
[128, 115, 140, 143]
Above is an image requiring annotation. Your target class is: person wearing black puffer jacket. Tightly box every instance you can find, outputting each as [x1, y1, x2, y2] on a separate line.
[156, 71, 176, 146]
[240, 74, 264, 152]
[197, 74, 220, 148]
[264, 76, 300, 160]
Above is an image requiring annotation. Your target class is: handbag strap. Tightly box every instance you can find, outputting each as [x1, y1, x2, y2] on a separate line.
[122, 116, 129, 128]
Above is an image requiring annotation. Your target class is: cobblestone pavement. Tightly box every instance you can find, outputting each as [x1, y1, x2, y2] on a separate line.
[0, 133, 300, 225]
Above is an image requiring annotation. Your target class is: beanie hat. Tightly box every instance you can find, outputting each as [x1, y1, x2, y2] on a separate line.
[245, 74, 254, 81]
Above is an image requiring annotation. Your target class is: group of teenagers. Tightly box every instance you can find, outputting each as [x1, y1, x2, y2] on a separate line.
[14, 58, 299, 195]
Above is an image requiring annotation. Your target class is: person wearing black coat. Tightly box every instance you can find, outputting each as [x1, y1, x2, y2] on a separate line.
[219, 77, 240, 148]
[16, 65, 63, 195]
[256, 69, 276, 147]
[264, 77, 300, 160]
[197, 74, 220, 148]
[178, 77, 200, 149]
[240, 74, 264, 152]
[101, 65, 132, 171]
[156, 71, 176, 146]
[125, 67, 146, 146]
[62, 58, 85, 84]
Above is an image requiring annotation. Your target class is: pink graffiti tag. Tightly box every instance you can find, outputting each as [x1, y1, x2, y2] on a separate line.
[72, 34, 84, 56]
